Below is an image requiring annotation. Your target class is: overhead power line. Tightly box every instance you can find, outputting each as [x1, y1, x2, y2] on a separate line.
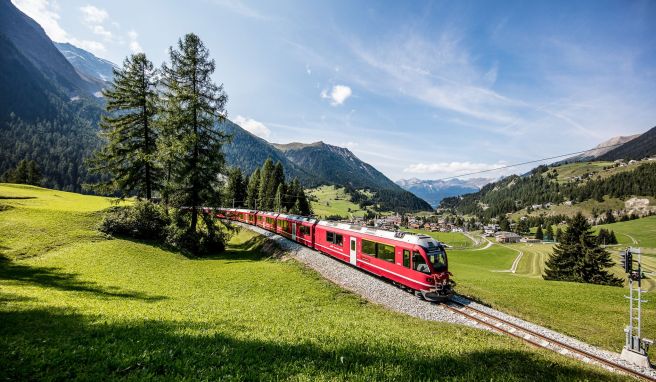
[437, 142, 625, 181]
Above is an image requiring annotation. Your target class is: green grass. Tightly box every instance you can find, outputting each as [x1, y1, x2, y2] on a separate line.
[403, 228, 476, 249]
[0, 183, 632, 380]
[594, 215, 656, 248]
[306, 185, 370, 218]
[450, 242, 656, 359]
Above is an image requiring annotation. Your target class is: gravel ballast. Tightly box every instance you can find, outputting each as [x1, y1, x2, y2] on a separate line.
[236, 222, 656, 378]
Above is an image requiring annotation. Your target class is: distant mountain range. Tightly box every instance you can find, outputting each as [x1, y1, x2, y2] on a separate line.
[598, 126, 656, 161]
[395, 177, 492, 208]
[561, 134, 640, 163]
[0, 0, 430, 211]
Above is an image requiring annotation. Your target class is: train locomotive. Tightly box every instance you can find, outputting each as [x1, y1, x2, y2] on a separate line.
[212, 207, 454, 301]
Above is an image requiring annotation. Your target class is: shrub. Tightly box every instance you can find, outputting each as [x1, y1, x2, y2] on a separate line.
[164, 209, 226, 255]
[100, 200, 170, 240]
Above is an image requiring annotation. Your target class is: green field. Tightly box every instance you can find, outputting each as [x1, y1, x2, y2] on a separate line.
[404, 228, 476, 249]
[594, 215, 656, 248]
[306, 185, 370, 219]
[0, 183, 629, 380]
[450, 242, 656, 358]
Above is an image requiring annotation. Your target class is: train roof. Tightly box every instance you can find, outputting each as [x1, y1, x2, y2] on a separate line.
[277, 213, 317, 224]
[317, 221, 443, 247]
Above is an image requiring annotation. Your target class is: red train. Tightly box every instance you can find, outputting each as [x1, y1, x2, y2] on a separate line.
[214, 207, 454, 301]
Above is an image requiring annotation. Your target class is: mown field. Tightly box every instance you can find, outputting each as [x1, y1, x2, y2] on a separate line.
[449, 238, 656, 359]
[0, 184, 630, 380]
[594, 215, 656, 248]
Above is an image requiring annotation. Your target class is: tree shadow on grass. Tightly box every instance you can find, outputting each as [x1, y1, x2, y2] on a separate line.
[0, 255, 166, 302]
[0, 307, 624, 381]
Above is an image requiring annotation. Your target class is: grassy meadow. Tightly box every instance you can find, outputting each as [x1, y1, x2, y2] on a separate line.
[0, 183, 632, 380]
[306, 185, 368, 218]
[449, 240, 656, 358]
[403, 228, 476, 249]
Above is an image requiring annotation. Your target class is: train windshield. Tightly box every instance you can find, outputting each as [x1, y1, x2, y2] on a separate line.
[425, 246, 448, 272]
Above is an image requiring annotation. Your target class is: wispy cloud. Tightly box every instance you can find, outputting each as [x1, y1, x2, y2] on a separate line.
[210, 0, 269, 20]
[128, 30, 142, 53]
[234, 115, 271, 139]
[80, 5, 108, 24]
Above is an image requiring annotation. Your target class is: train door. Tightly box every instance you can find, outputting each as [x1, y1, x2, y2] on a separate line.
[292, 222, 297, 241]
[349, 237, 357, 265]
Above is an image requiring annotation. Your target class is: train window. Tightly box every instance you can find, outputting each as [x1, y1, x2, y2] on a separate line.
[334, 234, 343, 246]
[351, 239, 356, 251]
[403, 250, 411, 268]
[362, 239, 376, 256]
[378, 243, 395, 262]
[326, 231, 334, 243]
[300, 226, 310, 236]
[413, 252, 430, 274]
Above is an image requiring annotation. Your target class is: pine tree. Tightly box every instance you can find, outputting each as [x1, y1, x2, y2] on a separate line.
[609, 230, 618, 245]
[246, 168, 260, 209]
[161, 33, 229, 231]
[544, 213, 622, 286]
[535, 225, 544, 240]
[555, 227, 563, 243]
[225, 167, 246, 208]
[604, 209, 615, 224]
[88, 53, 161, 200]
[26, 160, 42, 186]
[296, 187, 312, 215]
[258, 159, 274, 210]
[273, 183, 284, 212]
[545, 224, 554, 241]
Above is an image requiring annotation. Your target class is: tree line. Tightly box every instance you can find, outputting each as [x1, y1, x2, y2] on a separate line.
[225, 158, 312, 215]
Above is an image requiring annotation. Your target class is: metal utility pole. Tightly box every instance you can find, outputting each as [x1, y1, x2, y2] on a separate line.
[620, 247, 653, 368]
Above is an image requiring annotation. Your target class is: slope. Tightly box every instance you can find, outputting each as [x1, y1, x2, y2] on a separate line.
[55, 42, 116, 92]
[599, 126, 656, 161]
[0, 0, 96, 96]
[0, 183, 631, 381]
[274, 141, 432, 211]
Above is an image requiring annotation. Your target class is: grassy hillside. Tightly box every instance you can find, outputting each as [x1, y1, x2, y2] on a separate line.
[594, 215, 656, 248]
[0, 183, 628, 380]
[450, 242, 656, 358]
[307, 185, 372, 218]
[403, 228, 476, 249]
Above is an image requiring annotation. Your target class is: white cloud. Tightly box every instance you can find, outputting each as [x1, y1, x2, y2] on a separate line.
[404, 161, 508, 175]
[321, 85, 352, 106]
[12, 0, 67, 41]
[80, 5, 108, 24]
[92, 25, 112, 40]
[234, 115, 271, 139]
[211, 0, 268, 20]
[12, 0, 107, 55]
[128, 30, 143, 53]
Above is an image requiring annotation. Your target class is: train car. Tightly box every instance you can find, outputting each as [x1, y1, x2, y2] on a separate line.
[258, 211, 279, 232]
[233, 208, 257, 224]
[274, 214, 318, 247]
[314, 221, 452, 301]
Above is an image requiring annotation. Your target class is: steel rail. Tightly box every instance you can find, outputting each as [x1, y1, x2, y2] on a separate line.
[443, 299, 655, 381]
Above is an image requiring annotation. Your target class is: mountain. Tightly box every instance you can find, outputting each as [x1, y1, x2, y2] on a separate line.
[598, 126, 656, 161]
[55, 42, 117, 94]
[561, 134, 640, 163]
[396, 177, 492, 208]
[0, 0, 98, 96]
[217, 120, 315, 185]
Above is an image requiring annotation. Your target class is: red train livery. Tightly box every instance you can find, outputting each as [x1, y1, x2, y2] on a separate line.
[212, 208, 453, 301]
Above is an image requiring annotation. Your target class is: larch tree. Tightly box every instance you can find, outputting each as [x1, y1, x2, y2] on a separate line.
[88, 53, 160, 200]
[225, 167, 246, 208]
[161, 33, 229, 231]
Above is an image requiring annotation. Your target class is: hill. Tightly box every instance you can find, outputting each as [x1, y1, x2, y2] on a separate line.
[0, 183, 622, 380]
[440, 160, 656, 219]
[598, 126, 656, 161]
[396, 177, 491, 208]
[561, 134, 640, 163]
[55, 42, 116, 93]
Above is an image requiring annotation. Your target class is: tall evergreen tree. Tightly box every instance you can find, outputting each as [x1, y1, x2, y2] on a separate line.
[246, 168, 260, 209]
[3, 159, 42, 185]
[161, 33, 229, 231]
[225, 167, 246, 208]
[604, 209, 616, 224]
[535, 225, 544, 240]
[258, 159, 274, 210]
[555, 227, 563, 243]
[88, 53, 160, 199]
[544, 213, 622, 286]
[273, 183, 285, 212]
[545, 224, 554, 241]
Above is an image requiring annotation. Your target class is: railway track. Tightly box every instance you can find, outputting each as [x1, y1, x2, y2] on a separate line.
[443, 298, 656, 381]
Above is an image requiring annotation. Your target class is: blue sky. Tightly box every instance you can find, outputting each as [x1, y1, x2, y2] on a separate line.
[13, 0, 656, 181]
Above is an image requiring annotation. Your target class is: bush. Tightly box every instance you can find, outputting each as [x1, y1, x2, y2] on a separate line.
[164, 209, 226, 255]
[100, 200, 170, 240]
